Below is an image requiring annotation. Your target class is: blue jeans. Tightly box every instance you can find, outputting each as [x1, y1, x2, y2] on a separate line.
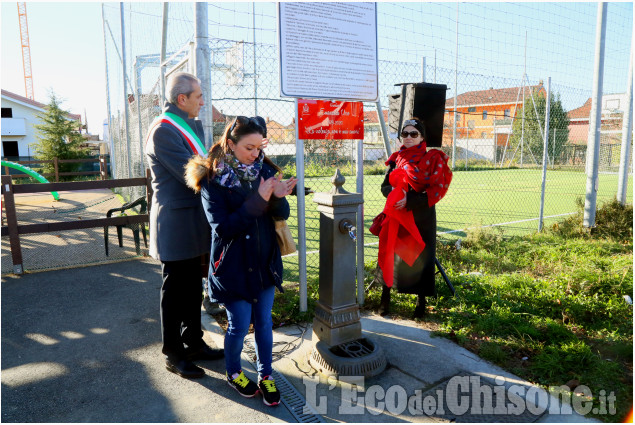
[223, 285, 275, 378]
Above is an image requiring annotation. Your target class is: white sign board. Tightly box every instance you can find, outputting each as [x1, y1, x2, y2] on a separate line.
[278, 2, 378, 102]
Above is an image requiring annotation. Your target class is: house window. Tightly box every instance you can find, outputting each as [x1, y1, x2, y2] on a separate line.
[2, 141, 19, 157]
[467, 107, 476, 113]
[1, 108, 13, 118]
[504, 109, 510, 118]
[482, 110, 488, 120]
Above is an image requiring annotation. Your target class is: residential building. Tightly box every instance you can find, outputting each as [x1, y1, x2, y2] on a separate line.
[1, 89, 82, 160]
[567, 93, 626, 145]
[443, 83, 546, 147]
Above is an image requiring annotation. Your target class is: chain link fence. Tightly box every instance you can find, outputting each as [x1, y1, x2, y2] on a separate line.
[101, 3, 633, 283]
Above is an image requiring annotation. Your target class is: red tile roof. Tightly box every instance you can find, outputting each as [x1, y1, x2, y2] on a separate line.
[445, 84, 545, 107]
[363, 109, 389, 123]
[567, 98, 592, 120]
[2, 89, 82, 121]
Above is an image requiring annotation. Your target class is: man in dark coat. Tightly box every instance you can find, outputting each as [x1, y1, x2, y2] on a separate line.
[145, 72, 223, 379]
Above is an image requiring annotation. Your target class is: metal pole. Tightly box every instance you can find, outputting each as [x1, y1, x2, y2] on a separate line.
[295, 99, 307, 312]
[552, 128, 556, 168]
[253, 2, 258, 116]
[539, 77, 551, 232]
[493, 119, 496, 165]
[617, 37, 633, 205]
[465, 127, 468, 170]
[160, 3, 168, 104]
[376, 100, 392, 157]
[521, 32, 527, 167]
[102, 4, 116, 179]
[584, 2, 607, 228]
[421, 56, 426, 82]
[134, 61, 144, 176]
[451, 3, 459, 169]
[195, 2, 214, 149]
[356, 138, 364, 305]
[120, 2, 132, 179]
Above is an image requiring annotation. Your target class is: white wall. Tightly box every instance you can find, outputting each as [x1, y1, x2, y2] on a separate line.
[1, 97, 46, 158]
[454, 138, 496, 162]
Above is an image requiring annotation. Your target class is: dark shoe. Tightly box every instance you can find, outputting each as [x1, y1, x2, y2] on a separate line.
[186, 344, 224, 361]
[378, 286, 391, 316]
[166, 358, 205, 379]
[413, 296, 426, 318]
[227, 371, 259, 398]
[259, 375, 281, 406]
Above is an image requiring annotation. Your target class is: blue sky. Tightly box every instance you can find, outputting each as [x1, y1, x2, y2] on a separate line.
[2, 2, 632, 136]
[2, 2, 106, 135]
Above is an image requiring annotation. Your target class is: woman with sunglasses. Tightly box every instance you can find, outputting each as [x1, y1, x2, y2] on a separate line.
[185, 116, 297, 406]
[375, 118, 452, 318]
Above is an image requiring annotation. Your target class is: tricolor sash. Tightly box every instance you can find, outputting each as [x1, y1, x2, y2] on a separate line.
[147, 112, 207, 157]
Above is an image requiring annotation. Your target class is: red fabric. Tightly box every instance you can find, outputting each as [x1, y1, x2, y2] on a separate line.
[378, 142, 452, 287]
[386, 143, 453, 207]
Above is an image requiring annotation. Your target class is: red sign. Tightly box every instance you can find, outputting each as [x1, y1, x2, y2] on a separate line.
[297, 100, 364, 140]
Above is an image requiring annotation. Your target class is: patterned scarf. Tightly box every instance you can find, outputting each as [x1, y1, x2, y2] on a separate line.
[214, 150, 264, 188]
[385, 142, 452, 207]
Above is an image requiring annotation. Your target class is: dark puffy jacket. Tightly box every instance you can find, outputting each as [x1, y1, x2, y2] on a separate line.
[200, 163, 289, 304]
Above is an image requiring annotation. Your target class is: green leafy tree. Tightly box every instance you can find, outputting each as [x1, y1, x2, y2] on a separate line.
[31, 93, 88, 177]
[509, 91, 569, 164]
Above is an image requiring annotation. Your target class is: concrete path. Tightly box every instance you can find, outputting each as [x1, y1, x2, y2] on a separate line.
[2, 258, 601, 422]
[1, 258, 294, 423]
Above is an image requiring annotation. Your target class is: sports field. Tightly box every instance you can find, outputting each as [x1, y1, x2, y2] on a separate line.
[281, 168, 632, 281]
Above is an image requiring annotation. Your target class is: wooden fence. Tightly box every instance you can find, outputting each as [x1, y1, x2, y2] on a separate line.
[1, 156, 109, 181]
[1, 171, 152, 274]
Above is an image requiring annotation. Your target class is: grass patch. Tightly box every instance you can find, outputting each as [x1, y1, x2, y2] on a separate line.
[273, 200, 633, 421]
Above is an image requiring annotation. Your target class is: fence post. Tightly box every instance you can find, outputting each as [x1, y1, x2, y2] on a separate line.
[356, 138, 364, 305]
[54, 157, 59, 182]
[539, 77, 551, 232]
[294, 99, 308, 312]
[145, 168, 153, 213]
[194, 2, 214, 150]
[1, 175, 24, 274]
[584, 2, 607, 228]
[376, 100, 392, 157]
[451, 2, 459, 169]
[120, 2, 133, 179]
[617, 36, 633, 205]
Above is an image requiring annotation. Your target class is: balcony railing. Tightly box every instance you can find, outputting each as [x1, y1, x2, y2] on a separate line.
[1, 118, 27, 136]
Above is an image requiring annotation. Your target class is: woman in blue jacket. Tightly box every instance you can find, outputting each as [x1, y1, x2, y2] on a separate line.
[185, 116, 297, 406]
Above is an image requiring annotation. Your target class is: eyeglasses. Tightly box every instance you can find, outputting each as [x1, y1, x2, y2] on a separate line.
[401, 131, 420, 138]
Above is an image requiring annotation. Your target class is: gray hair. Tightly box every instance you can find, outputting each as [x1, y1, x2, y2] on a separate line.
[166, 72, 200, 104]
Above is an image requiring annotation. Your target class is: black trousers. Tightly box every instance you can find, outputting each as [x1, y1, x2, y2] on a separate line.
[160, 256, 205, 360]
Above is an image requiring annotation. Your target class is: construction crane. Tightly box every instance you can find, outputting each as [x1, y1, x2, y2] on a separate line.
[17, 2, 34, 100]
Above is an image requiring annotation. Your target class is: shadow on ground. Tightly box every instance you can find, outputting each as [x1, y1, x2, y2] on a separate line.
[1, 258, 293, 423]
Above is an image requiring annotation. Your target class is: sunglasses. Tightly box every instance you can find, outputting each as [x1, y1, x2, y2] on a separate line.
[229, 116, 249, 134]
[401, 131, 421, 138]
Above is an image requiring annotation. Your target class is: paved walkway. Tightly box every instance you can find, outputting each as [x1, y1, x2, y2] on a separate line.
[1, 258, 293, 423]
[2, 258, 600, 422]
